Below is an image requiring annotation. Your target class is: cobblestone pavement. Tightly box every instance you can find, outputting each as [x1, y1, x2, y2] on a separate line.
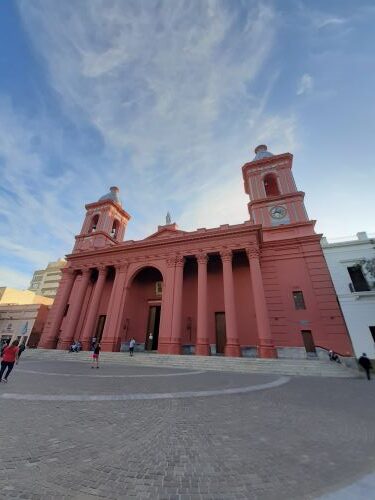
[0, 357, 374, 500]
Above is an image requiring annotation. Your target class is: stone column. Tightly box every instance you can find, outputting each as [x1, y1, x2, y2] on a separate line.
[39, 268, 76, 349]
[80, 265, 107, 350]
[247, 246, 277, 358]
[100, 263, 128, 351]
[196, 253, 210, 356]
[169, 255, 185, 355]
[158, 257, 176, 354]
[220, 249, 241, 357]
[58, 268, 91, 349]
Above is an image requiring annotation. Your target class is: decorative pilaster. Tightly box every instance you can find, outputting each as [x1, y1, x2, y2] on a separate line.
[100, 263, 128, 351]
[158, 256, 176, 354]
[247, 246, 277, 358]
[39, 268, 76, 349]
[196, 253, 210, 356]
[57, 268, 91, 349]
[220, 249, 241, 357]
[169, 255, 185, 354]
[80, 265, 107, 349]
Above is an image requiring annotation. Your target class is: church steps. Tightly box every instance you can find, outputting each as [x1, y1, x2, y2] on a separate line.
[24, 350, 358, 378]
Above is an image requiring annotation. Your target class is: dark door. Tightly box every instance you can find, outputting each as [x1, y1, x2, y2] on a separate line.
[145, 306, 161, 351]
[215, 312, 226, 355]
[95, 315, 106, 342]
[301, 330, 317, 358]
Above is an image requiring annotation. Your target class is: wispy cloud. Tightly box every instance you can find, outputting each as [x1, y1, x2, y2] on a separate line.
[0, 266, 32, 289]
[297, 73, 314, 96]
[16, 0, 296, 227]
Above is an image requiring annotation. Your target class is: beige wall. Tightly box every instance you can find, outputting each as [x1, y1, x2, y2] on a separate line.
[0, 287, 53, 306]
[28, 258, 66, 298]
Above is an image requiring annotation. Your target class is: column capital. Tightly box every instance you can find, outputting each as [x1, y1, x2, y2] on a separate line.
[196, 252, 208, 265]
[81, 267, 92, 277]
[62, 267, 75, 277]
[166, 256, 175, 268]
[220, 248, 232, 262]
[97, 264, 108, 274]
[175, 255, 185, 268]
[118, 262, 128, 273]
[246, 246, 260, 260]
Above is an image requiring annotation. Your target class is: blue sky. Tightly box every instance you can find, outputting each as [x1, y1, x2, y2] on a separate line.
[1, 0, 374, 289]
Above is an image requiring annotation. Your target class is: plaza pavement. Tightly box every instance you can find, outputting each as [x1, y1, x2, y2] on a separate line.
[0, 354, 374, 500]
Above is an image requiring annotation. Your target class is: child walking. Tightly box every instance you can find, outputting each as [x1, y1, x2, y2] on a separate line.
[0, 340, 19, 383]
[91, 343, 101, 369]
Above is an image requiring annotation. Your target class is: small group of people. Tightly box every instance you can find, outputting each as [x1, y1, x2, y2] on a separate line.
[328, 349, 341, 363]
[69, 340, 82, 352]
[0, 339, 26, 383]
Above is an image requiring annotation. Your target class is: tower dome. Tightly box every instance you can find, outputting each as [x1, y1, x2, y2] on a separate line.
[253, 145, 274, 161]
[98, 186, 122, 206]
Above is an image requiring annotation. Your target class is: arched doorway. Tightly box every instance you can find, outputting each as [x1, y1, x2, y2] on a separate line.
[122, 266, 164, 351]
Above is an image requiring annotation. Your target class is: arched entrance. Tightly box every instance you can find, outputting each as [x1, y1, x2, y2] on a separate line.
[122, 266, 164, 351]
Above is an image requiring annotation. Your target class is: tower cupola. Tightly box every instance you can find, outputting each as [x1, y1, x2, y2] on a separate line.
[242, 145, 311, 230]
[73, 186, 131, 253]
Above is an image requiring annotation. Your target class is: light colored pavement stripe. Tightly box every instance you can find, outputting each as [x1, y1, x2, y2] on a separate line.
[16, 368, 206, 378]
[317, 471, 375, 499]
[0, 375, 290, 401]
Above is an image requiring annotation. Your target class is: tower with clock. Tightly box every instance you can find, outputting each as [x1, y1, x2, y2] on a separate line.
[242, 145, 311, 232]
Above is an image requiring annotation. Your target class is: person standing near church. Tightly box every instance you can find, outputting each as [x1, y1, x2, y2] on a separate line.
[91, 343, 101, 369]
[129, 338, 136, 357]
[0, 340, 19, 383]
[358, 353, 372, 380]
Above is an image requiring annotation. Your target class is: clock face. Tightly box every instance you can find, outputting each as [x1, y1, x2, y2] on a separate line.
[270, 205, 287, 219]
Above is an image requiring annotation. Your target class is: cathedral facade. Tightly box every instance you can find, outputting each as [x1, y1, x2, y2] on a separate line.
[39, 146, 353, 358]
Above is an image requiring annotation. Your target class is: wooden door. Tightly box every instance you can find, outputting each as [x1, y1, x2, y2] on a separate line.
[301, 330, 317, 357]
[145, 306, 160, 351]
[215, 312, 226, 354]
[95, 315, 106, 342]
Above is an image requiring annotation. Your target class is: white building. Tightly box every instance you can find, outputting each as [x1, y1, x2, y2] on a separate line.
[321, 232, 375, 358]
[28, 258, 66, 298]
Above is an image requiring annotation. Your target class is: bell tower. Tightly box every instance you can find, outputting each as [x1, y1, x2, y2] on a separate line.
[73, 186, 131, 253]
[242, 145, 310, 228]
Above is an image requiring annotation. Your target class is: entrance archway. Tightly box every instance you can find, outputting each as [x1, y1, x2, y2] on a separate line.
[122, 266, 163, 352]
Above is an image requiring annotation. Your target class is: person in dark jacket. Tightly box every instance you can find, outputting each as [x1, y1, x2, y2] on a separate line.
[358, 353, 373, 380]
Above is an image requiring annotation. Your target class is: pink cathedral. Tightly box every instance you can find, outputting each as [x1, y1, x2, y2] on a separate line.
[39, 145, 353, 358]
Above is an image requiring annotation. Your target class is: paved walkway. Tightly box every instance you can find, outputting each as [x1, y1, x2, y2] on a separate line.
[0, 357, 374, 499]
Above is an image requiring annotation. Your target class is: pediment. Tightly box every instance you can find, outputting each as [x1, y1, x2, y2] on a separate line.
[144, 225, 186, 241]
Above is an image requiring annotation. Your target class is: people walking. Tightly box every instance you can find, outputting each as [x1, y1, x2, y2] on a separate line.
[358, 353, 373, 380]
[91, 343, 100, 368]
[129, 337, 136, 357]
[0, 340, 19, 383]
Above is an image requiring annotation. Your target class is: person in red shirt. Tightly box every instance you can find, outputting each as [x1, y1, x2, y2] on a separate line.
[0, 340, 19, 383]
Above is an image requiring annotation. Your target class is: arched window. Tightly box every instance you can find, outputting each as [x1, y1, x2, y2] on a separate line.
[89, 214, 99, 233]
[263, 174, 280, 197]
[110, 219, 120, 238]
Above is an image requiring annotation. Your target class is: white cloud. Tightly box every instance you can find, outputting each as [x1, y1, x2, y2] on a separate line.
[297, 73, 314, 96]
[16, 0, 297, 233]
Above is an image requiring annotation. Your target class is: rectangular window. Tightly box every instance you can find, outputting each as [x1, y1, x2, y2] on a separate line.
[370, 326, 375, 344]
[347, 265, 370, 292]
[292, 291, 306, 310]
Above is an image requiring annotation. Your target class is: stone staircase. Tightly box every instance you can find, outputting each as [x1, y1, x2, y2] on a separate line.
[23, 349, 359, 378]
